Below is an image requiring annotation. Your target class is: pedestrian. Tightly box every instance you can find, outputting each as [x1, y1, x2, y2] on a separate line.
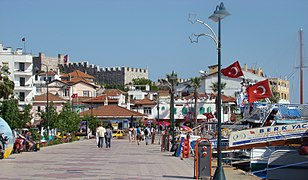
[141, 127, 145, 141]
[136, 126, 141, 145]
[151, 126, 155, 144]
[144, 126, 151, 145]
[128, 128, 132, 143]
[131, 127, 136, 143]
[96, 124, 106, 148]
[105, 126, 112, 148]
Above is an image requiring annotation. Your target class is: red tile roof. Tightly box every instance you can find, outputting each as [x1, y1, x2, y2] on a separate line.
[82, 94, 119, 104]
[34, 93, 67, 102]
[61, 70, 94, 79]
[80, 105, 146, 118]
[61, 78, 98, 88]
[181, 93, 209, 100]
[103, 89, 127, 95]
[39, 70, 57, 76]
[132, 98, 156, 105]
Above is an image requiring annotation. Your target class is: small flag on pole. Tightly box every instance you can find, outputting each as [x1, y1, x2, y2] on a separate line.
[71, 93, 78, 98]
[64, 54, 68, 64]
[221, 61, 244, 78]
[246, 79, 273, 103]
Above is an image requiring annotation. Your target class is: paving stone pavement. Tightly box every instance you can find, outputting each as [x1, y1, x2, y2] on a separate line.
[0, 139, 195, 180]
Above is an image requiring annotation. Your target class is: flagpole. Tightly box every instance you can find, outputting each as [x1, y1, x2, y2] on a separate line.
[22, 37, 26, 54]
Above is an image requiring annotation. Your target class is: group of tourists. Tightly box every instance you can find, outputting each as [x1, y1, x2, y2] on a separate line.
[128, 125, 156, 145]
[96, 124, 113, 148]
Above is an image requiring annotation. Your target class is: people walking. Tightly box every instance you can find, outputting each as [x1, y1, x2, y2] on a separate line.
[105, 126, 112, 148]
[96, 124, 106, 148]
[136, 126, 141, 145]
[151, 126, 155, 144]
[132, 127, 136, 143]
[144, 126, 151, 145]
[128, 128, 132, 143]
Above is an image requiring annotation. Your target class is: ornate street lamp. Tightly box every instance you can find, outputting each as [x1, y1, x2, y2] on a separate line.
[189, 2, 230, 180]
[35, 64, 49, 140]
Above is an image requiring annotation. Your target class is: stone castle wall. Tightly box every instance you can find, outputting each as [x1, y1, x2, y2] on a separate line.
[59, 61, 148, 85]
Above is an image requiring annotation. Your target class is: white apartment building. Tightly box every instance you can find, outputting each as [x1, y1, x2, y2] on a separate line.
[0, 43, 35, 109]
[199, 69, 266, 97]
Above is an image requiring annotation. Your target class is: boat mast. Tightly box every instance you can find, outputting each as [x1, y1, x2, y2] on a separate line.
[300, 28, 304, 104]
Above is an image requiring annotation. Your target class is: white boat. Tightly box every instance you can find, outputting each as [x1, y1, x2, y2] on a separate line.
[250, 146, 296, 172]
[266, 148, 308, 180]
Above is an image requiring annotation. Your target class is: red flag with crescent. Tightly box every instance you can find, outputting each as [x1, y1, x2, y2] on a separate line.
[71, 93, 78, 98]
[221, 61, 244, 78]
[64, 54, 68, 64]
[246, 79, 273, 102]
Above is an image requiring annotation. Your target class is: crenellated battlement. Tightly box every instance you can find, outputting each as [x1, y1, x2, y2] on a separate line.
[59, 61, 148, 85]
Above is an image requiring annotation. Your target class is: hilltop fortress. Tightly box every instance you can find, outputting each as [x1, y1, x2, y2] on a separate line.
[59, 61, 148, 85]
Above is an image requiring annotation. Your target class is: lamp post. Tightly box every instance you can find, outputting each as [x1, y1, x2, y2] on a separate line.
[156, 92, 160, 131]
[168, 71, 177, 144]
[41, 64, 49, 139]
[189, 2, 230, 180]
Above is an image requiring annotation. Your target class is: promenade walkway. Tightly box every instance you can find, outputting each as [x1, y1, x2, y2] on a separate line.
[0, 138, 259, 180]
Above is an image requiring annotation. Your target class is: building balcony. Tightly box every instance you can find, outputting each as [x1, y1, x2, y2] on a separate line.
[14, 69, 32, 76]
[14, 85, 33, 91]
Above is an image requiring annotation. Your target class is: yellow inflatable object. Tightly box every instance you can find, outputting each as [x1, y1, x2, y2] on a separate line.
[0, 117, 14, 159]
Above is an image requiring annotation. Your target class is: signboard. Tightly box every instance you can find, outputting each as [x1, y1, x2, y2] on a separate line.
[77, 120, 87, 136]
[229, 123, 308, 147]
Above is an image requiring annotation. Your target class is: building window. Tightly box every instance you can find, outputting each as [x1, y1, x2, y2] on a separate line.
[199, 107, 205, 114]
[20, 77, 25, 86]
[19, 62, 25, 71]
[36, 87, 41, 94]
[64, 89, 69, 96]
[19, 92, 25, 101]
[144, 107, 152, 115]
[83, 91, 89, 97]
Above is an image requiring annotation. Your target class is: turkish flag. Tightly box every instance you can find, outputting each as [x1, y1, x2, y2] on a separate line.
[64, 54, 68, 64]
[221, 61, 244, 78]
[203, 112, 214, 119]
[246, 79, 273, 103]
[71, 93, 78, 98]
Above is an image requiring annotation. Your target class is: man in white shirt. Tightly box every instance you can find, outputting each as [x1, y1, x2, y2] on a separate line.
[96, 124, 106, 148]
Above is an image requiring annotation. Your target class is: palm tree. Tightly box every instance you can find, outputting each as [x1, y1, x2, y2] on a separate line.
[159, 71, 178, 142]
[210, 81, 227, 93]
[185, 77, 202, 127]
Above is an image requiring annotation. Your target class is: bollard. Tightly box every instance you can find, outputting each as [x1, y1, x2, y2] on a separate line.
[161, 134, 165, 152]
[194, 138, 212, 179]
[182, 137, 190, 158]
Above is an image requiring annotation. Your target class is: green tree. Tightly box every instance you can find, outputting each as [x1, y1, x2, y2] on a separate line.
[82, 114, 100, 134]
[40, 101, 58, 130]
[132, 77, 158, 91]
[19, 104, 33, 128]
[185, 77, 202, 127]
[0, 98, 20, 129]
[0, 66, 14, 99]
[159, 71, 178, 135]
[210, 81, 227, 93]
[58, 103, 81, 133]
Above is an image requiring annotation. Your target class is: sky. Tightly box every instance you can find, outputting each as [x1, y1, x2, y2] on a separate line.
[0, 0, 307, 103]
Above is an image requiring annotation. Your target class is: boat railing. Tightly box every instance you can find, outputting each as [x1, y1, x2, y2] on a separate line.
[251, 160, 308, 175]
